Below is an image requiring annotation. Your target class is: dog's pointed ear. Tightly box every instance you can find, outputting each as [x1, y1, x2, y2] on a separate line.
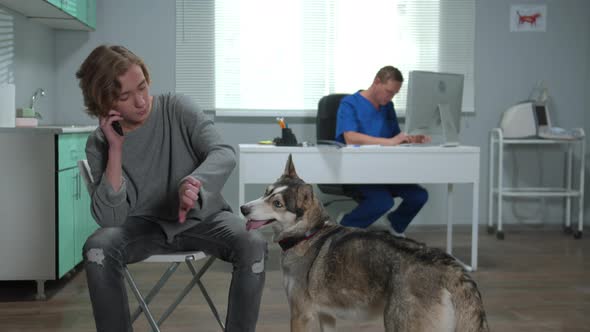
[283, 154, 299, 179]
[276, 185, 321, 243]
[296, 184, 314, 211]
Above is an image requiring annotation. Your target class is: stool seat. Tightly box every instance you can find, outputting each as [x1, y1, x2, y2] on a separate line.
[141, 251, 207, 263]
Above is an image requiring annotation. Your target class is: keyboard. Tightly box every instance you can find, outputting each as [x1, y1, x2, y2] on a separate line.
[398, 142, 442, 147]
[538, 127, 583, 140]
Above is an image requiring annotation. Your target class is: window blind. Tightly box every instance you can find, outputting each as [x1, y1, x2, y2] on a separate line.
[0, 7, 14, 85]
[176, 0, 474, 114]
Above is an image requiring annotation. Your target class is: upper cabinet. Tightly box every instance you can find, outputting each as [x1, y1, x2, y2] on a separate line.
[0, 0, 96, 31]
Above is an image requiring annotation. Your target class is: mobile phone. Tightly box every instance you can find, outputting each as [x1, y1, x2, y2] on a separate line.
[112, 121, 124, 136]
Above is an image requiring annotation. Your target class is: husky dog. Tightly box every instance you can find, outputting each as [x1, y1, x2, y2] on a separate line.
[240, 155, 489, 332]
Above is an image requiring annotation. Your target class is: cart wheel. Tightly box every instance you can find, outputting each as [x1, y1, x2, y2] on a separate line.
[573, 231, 582, 239]
[496, 231, 505, 240]
[487, 226, 495, 234]
[563, 225, 573, 234]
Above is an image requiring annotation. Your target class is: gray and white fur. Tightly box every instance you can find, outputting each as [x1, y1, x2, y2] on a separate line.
[241, 155, 489, 332]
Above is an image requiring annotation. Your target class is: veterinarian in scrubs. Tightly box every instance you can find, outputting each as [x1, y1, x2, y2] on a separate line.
[77, 45, 266, 332]
[335, 65, 429, 236]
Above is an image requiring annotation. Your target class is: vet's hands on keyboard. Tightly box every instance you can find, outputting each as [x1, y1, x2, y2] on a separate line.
[407, 134, 432, 144]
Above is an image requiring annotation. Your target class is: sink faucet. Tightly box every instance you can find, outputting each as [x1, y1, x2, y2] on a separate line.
[30, 88, 46, 110]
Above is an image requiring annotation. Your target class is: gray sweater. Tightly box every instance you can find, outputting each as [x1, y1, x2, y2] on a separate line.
[85, 93, 236, 242]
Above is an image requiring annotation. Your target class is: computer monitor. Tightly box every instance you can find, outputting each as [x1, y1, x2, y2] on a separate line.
[404, 71, 464, 146]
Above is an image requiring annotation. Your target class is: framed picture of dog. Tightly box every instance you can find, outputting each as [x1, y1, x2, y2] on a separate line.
[510, 4, 547, 32]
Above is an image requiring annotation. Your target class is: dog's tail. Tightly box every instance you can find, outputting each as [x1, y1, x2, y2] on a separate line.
[449, 270, 489, 332]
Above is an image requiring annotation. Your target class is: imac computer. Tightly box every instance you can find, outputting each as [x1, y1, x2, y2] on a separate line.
[404, 71, 464, 146]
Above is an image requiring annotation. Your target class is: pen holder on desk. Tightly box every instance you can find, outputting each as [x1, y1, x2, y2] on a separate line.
[275, 128, 298, 146]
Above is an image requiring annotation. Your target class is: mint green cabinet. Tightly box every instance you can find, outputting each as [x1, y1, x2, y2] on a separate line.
[59, 0, 96, 29]
[56, 133, 95, 278]
[0, 128, 96, 300]
[46, 0, 62, 8]
[61, 0, 95, 28]
[58, 168, 76, 277]
[60, 0, 77, 16]
[57, 167, 96, 278]
[79, 180, 96, 250]
[85, 0, 96, 29]
[0, 0, 96, 31]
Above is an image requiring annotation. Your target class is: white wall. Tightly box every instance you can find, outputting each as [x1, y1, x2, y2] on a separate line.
[1, 5, 56, 124]
[476, 0, 589, 226]
[54, 0, 175, 125]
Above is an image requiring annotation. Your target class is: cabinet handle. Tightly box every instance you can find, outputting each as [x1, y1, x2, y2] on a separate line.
[73, 173, 78, 199]
[74, 173, 80, 200]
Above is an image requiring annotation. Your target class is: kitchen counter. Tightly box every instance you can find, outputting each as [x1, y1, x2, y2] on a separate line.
[0, 125, 97, 134]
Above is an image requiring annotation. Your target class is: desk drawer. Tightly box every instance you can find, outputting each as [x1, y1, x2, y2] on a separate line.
[58, 133, 89, 170]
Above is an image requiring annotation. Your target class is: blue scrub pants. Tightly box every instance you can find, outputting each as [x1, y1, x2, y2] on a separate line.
[339, 184, 428, 233]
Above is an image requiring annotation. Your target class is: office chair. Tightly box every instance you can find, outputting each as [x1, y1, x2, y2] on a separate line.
[77, 160, 224, 332]
[315, 94, 361, 208]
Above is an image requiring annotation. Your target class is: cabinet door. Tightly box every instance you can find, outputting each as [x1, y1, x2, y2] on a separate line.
[57, 132, 92, 276]
[74, 0, 87, 26]
[84, 191, 99, 239]
[58, 168, 76, 278]
[60, 0, 77, 17]
[70, 0, 95, 29]
[86, 0, 95, 28]
[46, 0, 63, 9]
[74, 172, 84, 265]
[75, 171, 98, 263]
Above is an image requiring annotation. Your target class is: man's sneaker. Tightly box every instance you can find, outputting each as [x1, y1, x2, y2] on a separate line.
[388, 227, 406, 238]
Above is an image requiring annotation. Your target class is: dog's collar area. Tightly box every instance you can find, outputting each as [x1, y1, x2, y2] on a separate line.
[278, 226, 323, 251]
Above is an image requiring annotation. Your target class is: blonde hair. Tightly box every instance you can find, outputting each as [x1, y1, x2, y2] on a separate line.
[76, 45, 151, 117]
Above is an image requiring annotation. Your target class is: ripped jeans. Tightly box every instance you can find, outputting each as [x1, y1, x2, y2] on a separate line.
[83, 211, 267, 332]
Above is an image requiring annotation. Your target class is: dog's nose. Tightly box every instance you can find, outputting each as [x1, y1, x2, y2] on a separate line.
[240, 205, 250, 216]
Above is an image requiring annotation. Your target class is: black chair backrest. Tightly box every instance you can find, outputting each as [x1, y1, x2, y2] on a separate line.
[315, 93, 355, 198]
[316, 93, 349, 143]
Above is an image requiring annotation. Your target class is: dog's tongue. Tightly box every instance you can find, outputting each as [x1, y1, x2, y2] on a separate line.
[246, 219, 268, 231]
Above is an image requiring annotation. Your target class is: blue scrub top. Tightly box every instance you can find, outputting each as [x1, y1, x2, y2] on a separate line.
[335, 91, 401, 144]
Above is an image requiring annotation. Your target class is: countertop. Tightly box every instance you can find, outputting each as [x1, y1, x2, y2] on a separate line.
[0, 125, 97, 134]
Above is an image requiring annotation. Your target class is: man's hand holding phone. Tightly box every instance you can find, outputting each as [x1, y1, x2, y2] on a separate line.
[112, 121, 124, 136]
[100, 110, 125, 148]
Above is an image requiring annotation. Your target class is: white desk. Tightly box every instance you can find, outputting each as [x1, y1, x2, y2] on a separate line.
[238, 144, 481, 270]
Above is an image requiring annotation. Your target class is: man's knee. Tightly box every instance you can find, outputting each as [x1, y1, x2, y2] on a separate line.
[414, 187, 429, 206]
[368, 192, 395, 215]
[234, 230, 268, 273]
[83, 227, 124, 266]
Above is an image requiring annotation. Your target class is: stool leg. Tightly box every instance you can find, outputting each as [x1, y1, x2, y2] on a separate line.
[188, 257, 225, 330]
[157, 256, 223, 330]
[124, 267, 160, 332]
[130, 262, 181, 322]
